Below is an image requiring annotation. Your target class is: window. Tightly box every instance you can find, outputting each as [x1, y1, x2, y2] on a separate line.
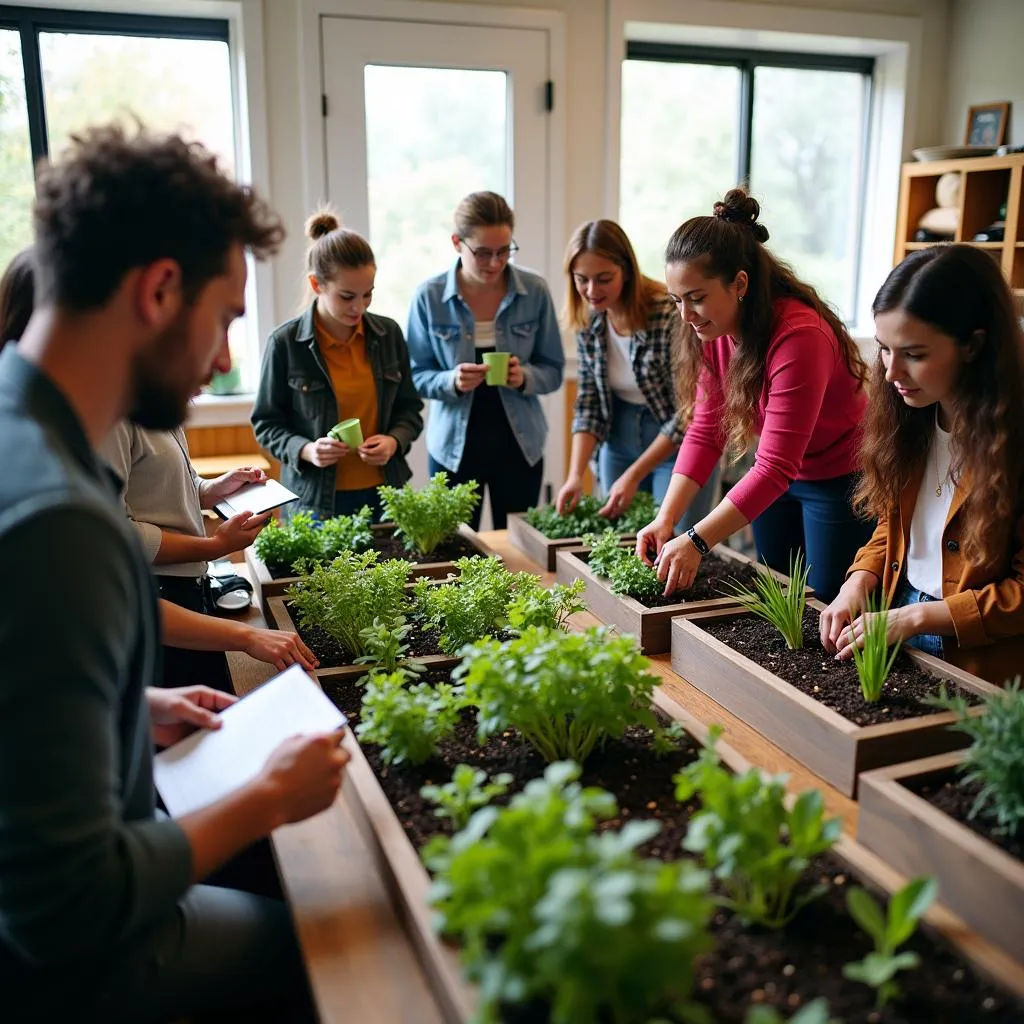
[620, 44, 873, 324]
[0, 7, 254, 390]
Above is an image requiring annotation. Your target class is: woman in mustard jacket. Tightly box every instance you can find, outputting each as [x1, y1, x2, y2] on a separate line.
[821, 244, 1024, 685]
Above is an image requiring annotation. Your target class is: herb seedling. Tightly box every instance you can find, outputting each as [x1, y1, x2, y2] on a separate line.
[506, 578, 587, 633]
[745, 999, 837, 1024]
[850, 591, 902, 702]
[253, 510, 323, 571]
[355, 670, 463, 766]
[720, 551, 809, 650]
[843, 876, 938, 1008]
[650, 720, 688, 759]
[354, 615, 425, 676]
[317, 505, 374, 559]
[583, 529, 663, 601]
[926, 678, 1024, 835]
[523, 491, 657, 540]
[675, 727, 841, 928]
[378, 472, 480, 555]
[420, 764, 513, 831]
[425, 761, 713, 1024]
[457, 626, 658, 764]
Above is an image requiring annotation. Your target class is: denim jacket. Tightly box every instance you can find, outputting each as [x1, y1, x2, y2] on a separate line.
[405, 260, 565, 470]
[251, 305, 423, 519]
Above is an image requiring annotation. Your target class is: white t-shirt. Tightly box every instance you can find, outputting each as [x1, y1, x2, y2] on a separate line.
[906, 416, 955, 599]
[474, 319, 496, 350]
[606, 318, 645, 405]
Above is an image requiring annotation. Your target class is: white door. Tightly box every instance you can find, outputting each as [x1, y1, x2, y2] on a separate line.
[320, 15, 560, 523]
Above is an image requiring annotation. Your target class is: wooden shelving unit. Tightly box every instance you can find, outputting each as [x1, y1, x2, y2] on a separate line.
[895, 153, 1024, 303]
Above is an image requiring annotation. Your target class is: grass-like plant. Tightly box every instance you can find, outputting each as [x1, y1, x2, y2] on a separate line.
[925, 678, 1024, 836]
[850, 591, 902, 702]
[583, 529, 663, 601]
[843, 876, 938, 1008]
[456, 626, 658, 764]
[420, 764, 513, 831]
[720, 551, 809, 650]
[353, 615, 425, 677]
[506, 578, 587, 633]
[424, 761, 713, 1024]
[675, 727, 841, 928]
[378, 472, 480, 556]
[745, 999, 837, 1024]
[286, 550, 411, 659]
[355, 669, 464, 766]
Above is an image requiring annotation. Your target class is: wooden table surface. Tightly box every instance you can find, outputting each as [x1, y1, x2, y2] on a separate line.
[227, 530, 858, 1023]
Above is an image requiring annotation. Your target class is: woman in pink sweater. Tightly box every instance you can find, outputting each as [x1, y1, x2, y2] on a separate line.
[636, 189, 872, 600]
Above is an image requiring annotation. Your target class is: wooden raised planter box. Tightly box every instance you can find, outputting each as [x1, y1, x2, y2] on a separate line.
[506, 511, 636, 572]
[670, 603, 1001, 797]
[246, 523, 501, 607]
[858, 751, 1024, 965]
[554, 542, 787, 654]
[264, 589, 461, 686]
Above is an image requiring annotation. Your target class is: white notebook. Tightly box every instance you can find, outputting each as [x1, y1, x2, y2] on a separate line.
[214, 478, 299, 519]
[154, 664, 347, 817]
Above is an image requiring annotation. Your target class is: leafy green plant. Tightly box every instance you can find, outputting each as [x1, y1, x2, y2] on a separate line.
[456, 626, 658, 764]
[378, 471, 480, 555]
[317, 505, 374, 559]
[420, 763, 513, 831]
[843, 876, 938, 1008]
[523, 491, 658, 539]
[253, 510, 323, 570]
[614, 490, 658, 534]
[286, 550, 411, 659]
[745, 999, 838, 1024]
[720, 551, 809, 650]
[353, 615, 424, 676]
[650, 720, 688, 759]
[583, 529, 663, 601]
[413, 556, 536, 655]
[507, 578, 587, 633]
[925, 678, 1024, 835]
[675, 728, 841, 928]
[355, 670, 464, 766]
[425, 761, 713, 1024]
[850, 592, 902, 702]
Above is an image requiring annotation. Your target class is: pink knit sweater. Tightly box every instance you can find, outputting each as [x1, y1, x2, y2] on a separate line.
[673, 297, 866, 522]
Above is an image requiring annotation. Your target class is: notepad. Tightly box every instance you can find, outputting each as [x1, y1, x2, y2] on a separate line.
[214, 478, 299, 519]
[153, 664, 347, 817]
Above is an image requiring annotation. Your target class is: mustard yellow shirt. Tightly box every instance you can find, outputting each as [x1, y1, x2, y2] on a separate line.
[315, 316, 384, 491]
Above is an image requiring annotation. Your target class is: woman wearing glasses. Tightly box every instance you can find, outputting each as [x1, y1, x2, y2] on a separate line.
[406, 191, 564, 529]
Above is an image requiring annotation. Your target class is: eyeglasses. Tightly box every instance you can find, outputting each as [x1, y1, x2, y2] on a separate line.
[460, 239, 519, 263]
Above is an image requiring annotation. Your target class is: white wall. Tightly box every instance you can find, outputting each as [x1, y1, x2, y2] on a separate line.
[943, 0, 1023, 148]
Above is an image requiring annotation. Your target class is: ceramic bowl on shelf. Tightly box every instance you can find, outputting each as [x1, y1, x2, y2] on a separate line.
[912, 144, 997, 162]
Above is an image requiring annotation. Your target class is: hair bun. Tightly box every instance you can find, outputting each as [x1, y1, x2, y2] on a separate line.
[305, 209, 340, 241]
[713, 188, 770, 243]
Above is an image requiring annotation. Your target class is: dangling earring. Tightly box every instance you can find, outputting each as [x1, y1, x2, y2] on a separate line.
[738, 295, 744, 303]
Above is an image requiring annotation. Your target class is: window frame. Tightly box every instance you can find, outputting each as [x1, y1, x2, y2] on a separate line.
[624, 40, 875, 325]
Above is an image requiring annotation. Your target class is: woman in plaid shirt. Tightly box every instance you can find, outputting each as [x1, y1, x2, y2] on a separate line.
[556, 219, 719, 525]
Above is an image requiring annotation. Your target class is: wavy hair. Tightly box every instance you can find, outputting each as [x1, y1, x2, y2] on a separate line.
[666, 187, 866, 459]
[857, 245, 1024, 568]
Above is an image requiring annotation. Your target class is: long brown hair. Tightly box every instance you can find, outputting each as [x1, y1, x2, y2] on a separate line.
[0, 247, 34, 349]
[563, 219, 667, 334]
[857, 244, 1024, 568]
[666, 187, 866, 459]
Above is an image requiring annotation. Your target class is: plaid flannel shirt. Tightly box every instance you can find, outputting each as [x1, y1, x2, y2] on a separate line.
[571, 292, 683, 444]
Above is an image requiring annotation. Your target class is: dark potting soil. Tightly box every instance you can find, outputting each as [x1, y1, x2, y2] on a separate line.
[371, 531, 481, 565]
[909, 771, 1023, 862]
[701, 608, 980, 727]
[324, 672, 1019, 1024]
[286, 603, 443, 668]
[635, 552, 765, 608]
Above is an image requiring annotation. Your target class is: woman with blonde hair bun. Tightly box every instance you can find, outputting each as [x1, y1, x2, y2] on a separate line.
[252, 209, 423, 520]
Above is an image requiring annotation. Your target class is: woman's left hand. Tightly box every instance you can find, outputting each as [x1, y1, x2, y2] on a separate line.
[654, 533, 702, 595]
[833, 606, 914, 660]
[359, 434, 399, 466]
[506, 355, 525, 389]
[147, 685, 236, 747]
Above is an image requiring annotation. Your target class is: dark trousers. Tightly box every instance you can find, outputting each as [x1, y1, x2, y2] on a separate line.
[333, 485, 384, 521]
[750, 473, 875, 602]
[428, 450, 543, 531]
[157, 575, 231, 693]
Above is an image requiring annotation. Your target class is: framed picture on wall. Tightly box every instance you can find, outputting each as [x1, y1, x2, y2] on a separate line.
[964, 102, 1010, 147]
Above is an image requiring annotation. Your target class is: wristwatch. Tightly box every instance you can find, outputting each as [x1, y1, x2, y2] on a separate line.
[686, 526, 710, 556]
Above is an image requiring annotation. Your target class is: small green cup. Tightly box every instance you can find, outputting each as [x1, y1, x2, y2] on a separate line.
[482, 351, 510, 386]
[329, 417, 363, 447]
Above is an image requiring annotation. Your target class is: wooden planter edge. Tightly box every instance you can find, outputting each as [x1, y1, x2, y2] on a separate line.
[506, 512, 636, 572]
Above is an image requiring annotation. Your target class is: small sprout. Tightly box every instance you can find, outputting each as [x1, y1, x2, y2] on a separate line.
[720, 551, 809, 650]
[850, 592, 902, 702]
[420, 764, 513, 831]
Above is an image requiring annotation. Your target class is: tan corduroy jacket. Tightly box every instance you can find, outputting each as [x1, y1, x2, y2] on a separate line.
[849, 467, 1024, 686]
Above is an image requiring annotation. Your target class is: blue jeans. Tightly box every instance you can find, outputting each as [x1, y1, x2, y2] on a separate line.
[893, 580, 946, 658]
[751, 473, 875, 602]
[599, 396, 719, 532]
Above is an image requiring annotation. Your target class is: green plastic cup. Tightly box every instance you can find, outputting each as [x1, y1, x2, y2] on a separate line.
[482, 351, 510, 386]
[329, 418, 363, 447]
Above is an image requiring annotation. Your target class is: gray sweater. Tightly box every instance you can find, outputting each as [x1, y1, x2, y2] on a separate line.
[0, 348, 192, 998]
